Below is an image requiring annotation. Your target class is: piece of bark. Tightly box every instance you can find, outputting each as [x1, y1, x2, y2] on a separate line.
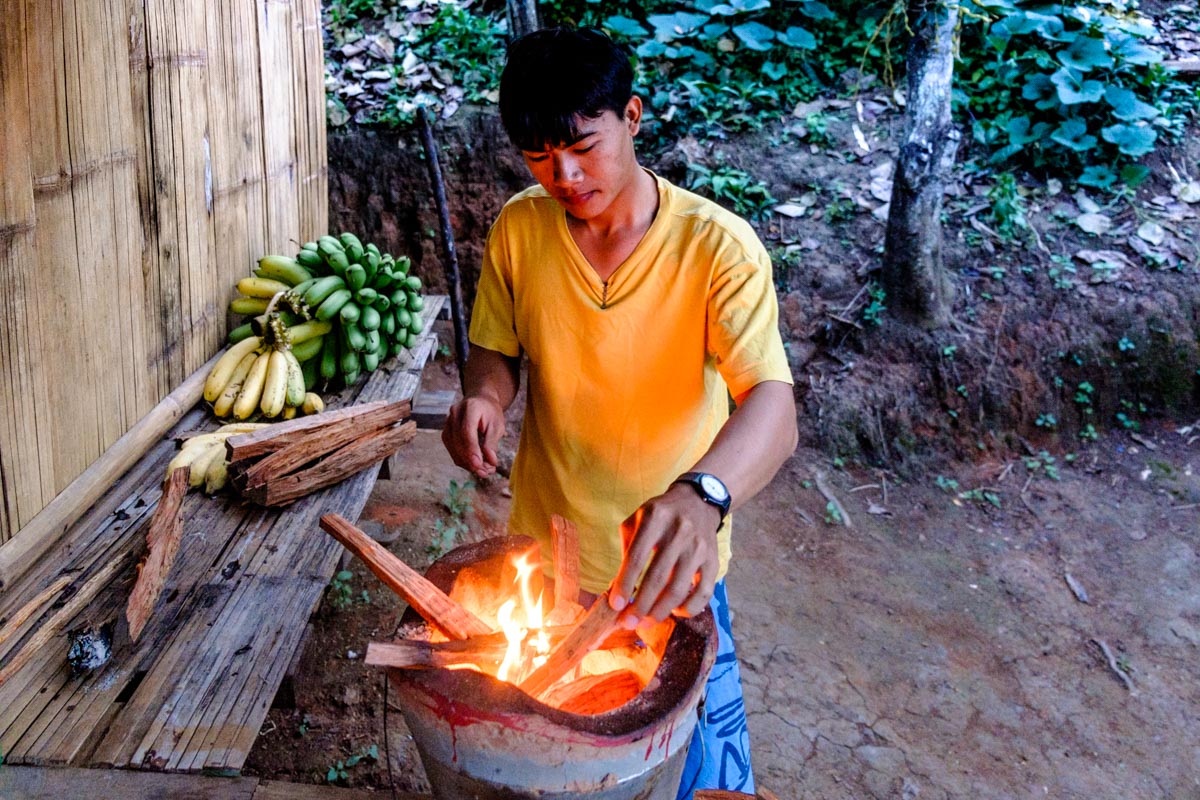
[126, 467, 191, 642]
[548, 514, 582, 626]
[0, 574, 72, 655]
[320, 513, 491, 640]
[519, 593, 622, 700]
[245, 421, 417, 507]
[364, 627, 643, 670]
[224, 400, 409, 463]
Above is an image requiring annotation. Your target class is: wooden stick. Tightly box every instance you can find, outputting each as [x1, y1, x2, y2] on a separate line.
[0, 351, 217, 592]
[224, 400, 409, 463]
[0, 574, 72, 655]
[814, 470, 853, 528]
[319, 513, 491, 640]
[0, 553, 131, 686]
[364, 627, 643, 670]
[546, 670, 642, 715]
[548, 515, 582, 626]
[126, 467, 191, 642]
[246, 421, 418, 507]
[519, 593, 622, 700]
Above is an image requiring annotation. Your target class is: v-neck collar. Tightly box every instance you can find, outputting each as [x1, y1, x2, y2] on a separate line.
[558, 171, 668, 310]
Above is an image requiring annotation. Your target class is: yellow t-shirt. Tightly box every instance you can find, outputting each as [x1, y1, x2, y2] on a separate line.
[469, 172, 794, 593]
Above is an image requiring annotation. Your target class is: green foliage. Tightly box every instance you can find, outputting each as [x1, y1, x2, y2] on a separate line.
[442, 478, 475, 518]
[935, 475, 960, 493]
[1035, 413, 1057, 429]
[823, 500, 843, 525]
[429, 479, 475, 557]
[985, 173, 1028, 239]
[327, 570, 367, 610]
[326, 744, 379, 784]
[959, 487, 1003, 508]
[686, 163, 776, 220]
[958, 0, 1196, 182]
[1024, 450, 1061, 480]
[861, 282, 887, 326]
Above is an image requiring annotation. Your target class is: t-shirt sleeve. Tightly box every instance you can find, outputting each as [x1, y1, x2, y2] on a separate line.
[707, 241, 794, 399]
[468, 216, 522, 358]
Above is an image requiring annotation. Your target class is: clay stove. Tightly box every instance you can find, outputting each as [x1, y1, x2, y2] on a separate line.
[385, 535, 717, 799]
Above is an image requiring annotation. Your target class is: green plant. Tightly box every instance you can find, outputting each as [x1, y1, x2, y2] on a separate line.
[1080, 422, 1100, 441]
[686, 163, 776, 220]
[1024, 450, 1061, 481]
[326, 744, 379, 784]
[985, 173, 1028, 239]
[935, 475, 960, 493]
[443, 478, 475, 518]
[861, 282, 887, 326]
[429, 479, 475, 557]
[959, 487, 1002, 508]
[1116, 398, 1146, 431]
[1117, 336, 1136, 352]
[299, 715, 312, 736]
[1035, 413, 1058, 429]
[942, 344, 958, 359]
[327, 570, 361, 610]
[958, 0, 1195, 184]
[823, 500, 843, 525]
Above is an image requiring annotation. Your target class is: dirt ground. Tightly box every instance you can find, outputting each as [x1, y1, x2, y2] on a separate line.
[243, 344, 1200, 799]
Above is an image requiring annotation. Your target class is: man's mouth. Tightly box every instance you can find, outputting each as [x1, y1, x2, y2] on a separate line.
[560, 190, 596, 206]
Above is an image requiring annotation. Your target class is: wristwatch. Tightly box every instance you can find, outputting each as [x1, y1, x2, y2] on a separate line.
[673, 471, 731, 523]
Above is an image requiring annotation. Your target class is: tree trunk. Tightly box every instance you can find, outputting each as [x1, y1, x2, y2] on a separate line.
[506, 0, 539, 41]
[882, 0, 960, 329]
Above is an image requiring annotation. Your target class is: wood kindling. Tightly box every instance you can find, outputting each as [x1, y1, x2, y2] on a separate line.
[242, 421, 417, 507]
[518, 592, 623, 701]
[364, 627, 642, 671]
[224, 400, 409, 462]
[319, 514, 491, 640]
[125, 467, 190, 642]
[0, 575, 72, 657]
[548, 514, 582, 626]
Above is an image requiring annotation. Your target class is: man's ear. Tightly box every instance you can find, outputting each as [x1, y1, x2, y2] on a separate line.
[624, 96, 643, 136]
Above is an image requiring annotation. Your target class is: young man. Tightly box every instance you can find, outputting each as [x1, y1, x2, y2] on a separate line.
[441, 27, 797, 796]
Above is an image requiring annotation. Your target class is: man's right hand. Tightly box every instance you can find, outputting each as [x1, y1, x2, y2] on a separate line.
[442, 396, 507, 479]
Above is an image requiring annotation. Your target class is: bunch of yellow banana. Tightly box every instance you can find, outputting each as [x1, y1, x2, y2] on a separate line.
[165, 422, 269, 494]
[204, 319, 332, 420]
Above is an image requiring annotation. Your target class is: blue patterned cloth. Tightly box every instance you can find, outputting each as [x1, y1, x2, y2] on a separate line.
[676, 580, 756, 798]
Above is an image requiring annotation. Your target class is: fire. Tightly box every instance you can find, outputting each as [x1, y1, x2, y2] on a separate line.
[496, 553, 551, 683]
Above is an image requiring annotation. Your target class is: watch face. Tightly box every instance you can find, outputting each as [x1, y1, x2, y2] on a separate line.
[699, 474, 729, 501]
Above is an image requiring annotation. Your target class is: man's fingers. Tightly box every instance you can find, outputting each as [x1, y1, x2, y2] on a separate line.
[676, 554, 718, 617]
[640, 540, 700, 621]
[612, 509, 649, 610]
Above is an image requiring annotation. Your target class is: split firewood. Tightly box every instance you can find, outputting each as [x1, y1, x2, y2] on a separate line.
[0, 554, 131, 686]
[126, 466, 191, 641]
[543, 669, 642, 715]
[519, 592, 622, 700]
[364, 627, 643, 670]
[243, 421, 417, 506]
[232, 402, 412, 487]
[0, 574, 72, 656]
[548, 514, 583, 626]
[320, 513, 491, 640]
[224, 400, 410, 463]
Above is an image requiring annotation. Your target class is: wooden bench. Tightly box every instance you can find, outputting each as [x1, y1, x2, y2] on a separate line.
[0, 297, 448, 774]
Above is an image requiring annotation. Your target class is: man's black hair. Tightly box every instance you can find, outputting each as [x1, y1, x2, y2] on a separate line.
[499, 27, 634, 152]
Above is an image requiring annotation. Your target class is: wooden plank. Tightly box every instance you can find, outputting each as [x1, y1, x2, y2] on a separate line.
[549, 514, 582, 625]
[126, 467, 190, 641]
[321, 513, 492, 640]
[258, 0, 301, 253]
[0, 352, 218, 593]
[519, 594, 623, 700]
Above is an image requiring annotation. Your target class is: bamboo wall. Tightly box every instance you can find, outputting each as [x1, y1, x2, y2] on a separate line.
[0, 0, 327, 543]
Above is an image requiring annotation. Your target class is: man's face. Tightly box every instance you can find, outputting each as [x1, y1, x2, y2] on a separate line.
[521, 97, 642, 221]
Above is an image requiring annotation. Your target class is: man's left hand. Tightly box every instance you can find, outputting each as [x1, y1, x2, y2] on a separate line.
[610, 484, 721, 622]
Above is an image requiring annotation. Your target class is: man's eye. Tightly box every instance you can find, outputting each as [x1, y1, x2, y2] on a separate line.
[525, 153, 548, 162]
[574, 146, 595, 155]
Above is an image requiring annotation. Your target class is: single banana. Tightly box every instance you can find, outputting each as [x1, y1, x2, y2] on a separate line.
[259, 349, 289, 418]
[283, 349, 306, 408]
[211, 351, 259, 417]
[188, 441, 224, 489]
[256, 255, 313, 287]
[233, 350, 273, 420]
[282, 406, 298, 420]
[237, 276, 293, 299]
[301, 392, 325, 415]
[203, 337, 263, 402]
[203, 452, 231, 494]
[230, 296, 270, 315]
[285, 318, 333, 345]
[167, 446, 203, 478]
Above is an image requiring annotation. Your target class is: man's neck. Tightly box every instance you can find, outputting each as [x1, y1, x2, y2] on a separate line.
[569, 167, 658, 241]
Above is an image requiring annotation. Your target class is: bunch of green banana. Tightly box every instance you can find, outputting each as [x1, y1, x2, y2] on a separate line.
[165, 422, 269, 494]
[204, 315, 331, 421]
[288, 232, 426, 388]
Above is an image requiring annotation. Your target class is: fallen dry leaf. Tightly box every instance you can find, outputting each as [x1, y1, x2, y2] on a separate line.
[1136, 221, 1166, 245]
[1076, 212, 1112, 235]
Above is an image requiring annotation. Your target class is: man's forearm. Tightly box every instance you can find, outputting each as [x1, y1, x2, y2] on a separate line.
[463, 345, 521, 410]
[688, 380, 798, 512]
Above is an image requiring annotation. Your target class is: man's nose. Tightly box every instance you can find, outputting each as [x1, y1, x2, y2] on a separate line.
[552, 152, 581, 185]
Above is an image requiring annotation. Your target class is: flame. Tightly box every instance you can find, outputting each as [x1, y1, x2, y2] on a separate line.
[492, 553, 553, 684]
